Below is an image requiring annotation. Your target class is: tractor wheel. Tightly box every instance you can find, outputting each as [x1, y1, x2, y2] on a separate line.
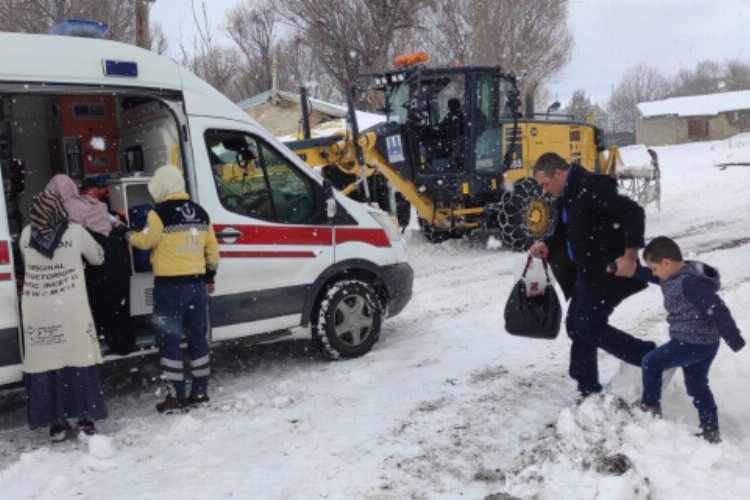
[312, 280, 383, 359]
[498, 177, 557, 251]
[418, 218, 451, 243]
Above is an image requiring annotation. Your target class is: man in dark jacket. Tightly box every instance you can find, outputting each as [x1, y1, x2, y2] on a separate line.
[530, 152, 655, 396]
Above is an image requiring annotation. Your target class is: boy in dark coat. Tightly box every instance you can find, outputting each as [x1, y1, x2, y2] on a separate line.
[637, 236, 745, 443]
[530, 152, 655, 396]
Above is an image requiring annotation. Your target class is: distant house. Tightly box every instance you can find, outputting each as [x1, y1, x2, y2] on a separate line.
[636, 90, 750, 146]
[236, 90, 384, 140]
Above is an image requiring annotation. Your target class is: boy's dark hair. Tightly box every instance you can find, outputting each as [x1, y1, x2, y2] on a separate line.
[643, 236, 683, 262]
[533, 152, 570, 176]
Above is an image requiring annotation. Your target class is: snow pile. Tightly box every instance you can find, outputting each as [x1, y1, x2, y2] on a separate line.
[504, 392, 750, 500]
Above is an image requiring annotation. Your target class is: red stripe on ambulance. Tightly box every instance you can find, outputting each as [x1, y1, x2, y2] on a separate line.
[213, 225, 391, 248]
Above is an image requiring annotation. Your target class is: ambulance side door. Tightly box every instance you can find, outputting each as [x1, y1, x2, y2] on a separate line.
[0, 161, 23, 386]
[188, 119, 335, 341]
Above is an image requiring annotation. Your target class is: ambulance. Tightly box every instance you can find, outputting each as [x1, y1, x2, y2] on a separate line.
[0, 31, 413, 387]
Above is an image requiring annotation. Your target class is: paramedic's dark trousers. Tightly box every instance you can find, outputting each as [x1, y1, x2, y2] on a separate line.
[566, 275, 655, 394]
[151, 281, 210, 398]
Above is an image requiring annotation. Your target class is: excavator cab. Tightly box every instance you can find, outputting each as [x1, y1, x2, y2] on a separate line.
[374, 65, 519, 209]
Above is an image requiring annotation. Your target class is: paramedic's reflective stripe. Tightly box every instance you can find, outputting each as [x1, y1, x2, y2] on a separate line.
[190, 355, 210, 378]
[161, 357, 184, 381]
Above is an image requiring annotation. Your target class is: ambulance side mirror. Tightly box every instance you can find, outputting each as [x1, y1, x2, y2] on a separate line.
[322, 180, 336, 221]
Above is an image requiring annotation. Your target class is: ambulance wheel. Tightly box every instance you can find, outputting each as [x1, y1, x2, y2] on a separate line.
[312, 280, 383, 359]
[498, 177, 557, 251]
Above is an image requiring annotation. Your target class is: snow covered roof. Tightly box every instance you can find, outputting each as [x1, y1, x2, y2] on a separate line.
[237, 90, 349, 118]
[236, 90, 385, 139]
[638, 90, 750, 118]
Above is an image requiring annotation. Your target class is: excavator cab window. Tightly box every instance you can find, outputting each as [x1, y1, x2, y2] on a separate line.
[404, 74, 466, 174]
[474, 74, 516, 174]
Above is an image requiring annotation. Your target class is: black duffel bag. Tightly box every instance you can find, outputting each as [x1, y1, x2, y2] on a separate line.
[503, 256, 561, 339]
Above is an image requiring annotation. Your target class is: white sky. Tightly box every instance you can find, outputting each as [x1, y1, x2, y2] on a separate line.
[150, 0, 750, 105]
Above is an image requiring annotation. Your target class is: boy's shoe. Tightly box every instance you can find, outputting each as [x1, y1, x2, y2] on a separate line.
[49, 421, 72, 442]
[156, 396, 188, 414]
[76, 420, 97, 436]
[186, 392, 210, 407]
[638, 402, 662, 418]
[696, 428, 722, 444]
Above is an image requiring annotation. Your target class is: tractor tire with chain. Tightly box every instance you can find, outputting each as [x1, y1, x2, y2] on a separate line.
[497, 177, 558, 251]
[418, 218, 452, 243]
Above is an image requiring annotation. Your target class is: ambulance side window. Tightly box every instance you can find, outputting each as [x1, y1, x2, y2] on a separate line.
[205, 129, 318, 224]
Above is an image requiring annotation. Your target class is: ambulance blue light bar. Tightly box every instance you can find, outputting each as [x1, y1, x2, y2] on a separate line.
[103, 60, 138, 78]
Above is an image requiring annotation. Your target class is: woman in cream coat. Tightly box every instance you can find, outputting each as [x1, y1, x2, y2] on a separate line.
[20, 190, 107, 441]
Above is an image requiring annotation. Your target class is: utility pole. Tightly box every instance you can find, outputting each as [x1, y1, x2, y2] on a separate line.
[135, 0, 155, 49]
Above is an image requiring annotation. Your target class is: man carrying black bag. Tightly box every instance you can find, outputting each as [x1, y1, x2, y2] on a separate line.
[530, 153, 655, 398]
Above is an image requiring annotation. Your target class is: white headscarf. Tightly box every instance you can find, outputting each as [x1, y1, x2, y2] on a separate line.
[148, 165, 186, 203]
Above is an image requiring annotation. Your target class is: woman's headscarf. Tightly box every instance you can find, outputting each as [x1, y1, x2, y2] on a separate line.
[29, 191, 69, 259]
[46, 174, 113, 236]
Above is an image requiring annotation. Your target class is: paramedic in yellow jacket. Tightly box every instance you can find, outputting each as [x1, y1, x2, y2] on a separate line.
[128, 165, 220, 413]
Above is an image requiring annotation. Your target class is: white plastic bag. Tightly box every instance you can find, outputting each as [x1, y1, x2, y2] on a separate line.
[512, 255, 549, 297]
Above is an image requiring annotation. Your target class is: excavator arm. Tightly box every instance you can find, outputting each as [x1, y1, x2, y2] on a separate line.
[285, 131, 482, 230]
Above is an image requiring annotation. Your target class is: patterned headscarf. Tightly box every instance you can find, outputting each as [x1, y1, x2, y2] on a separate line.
[29, 190, 69, 259]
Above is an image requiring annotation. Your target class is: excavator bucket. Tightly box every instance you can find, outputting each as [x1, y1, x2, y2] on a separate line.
[603, 145, 661, 210]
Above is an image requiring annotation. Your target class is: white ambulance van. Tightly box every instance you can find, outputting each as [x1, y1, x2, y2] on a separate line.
[0, 32, 413, 387]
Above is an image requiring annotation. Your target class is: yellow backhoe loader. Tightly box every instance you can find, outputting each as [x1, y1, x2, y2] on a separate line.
[282, 53, 659, 249]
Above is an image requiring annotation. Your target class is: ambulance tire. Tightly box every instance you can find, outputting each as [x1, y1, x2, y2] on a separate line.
[312, 280, 383, 359]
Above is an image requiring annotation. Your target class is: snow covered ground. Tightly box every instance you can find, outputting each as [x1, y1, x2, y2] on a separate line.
[2, 136, 750, 499]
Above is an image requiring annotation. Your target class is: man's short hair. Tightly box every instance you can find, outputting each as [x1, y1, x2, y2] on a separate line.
[643, 236, 683, 262]
[533, 152, 570, 176]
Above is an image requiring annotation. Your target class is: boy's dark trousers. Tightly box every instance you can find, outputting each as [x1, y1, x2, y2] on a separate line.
[566, 276, 656, 394]
[642, 339, 720, 430]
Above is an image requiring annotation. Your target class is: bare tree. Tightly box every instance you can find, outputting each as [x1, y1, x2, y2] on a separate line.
[606, 63, 670, 133]
[565, 89, 605, 125]
[179, 1, 242, 100]
[723, 59, 750, 92]
[421, 0, 472, 67]
[672, 60, 723, 97]
[278, 0, 431, 109]
[469, 0, 573, 104]
[0, 0, 135, 42]
[225, 0, 278, 97]
[149, 21, 169, 54]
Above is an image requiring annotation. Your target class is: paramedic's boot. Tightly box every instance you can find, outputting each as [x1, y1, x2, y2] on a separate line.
[187, 391, 210, 408]
[156, 395, 188, 414]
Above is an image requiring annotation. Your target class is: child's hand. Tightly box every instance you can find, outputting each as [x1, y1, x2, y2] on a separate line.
[728, 335, 746, 352]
